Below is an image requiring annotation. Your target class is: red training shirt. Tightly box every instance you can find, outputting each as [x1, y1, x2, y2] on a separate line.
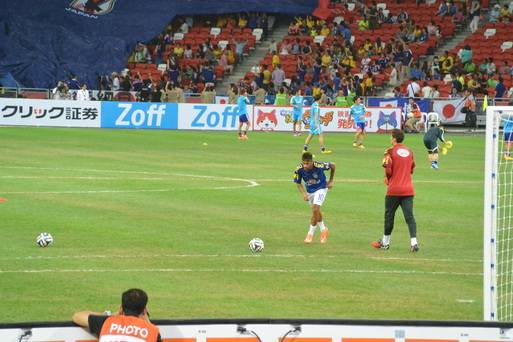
[382, 143, 415, 196]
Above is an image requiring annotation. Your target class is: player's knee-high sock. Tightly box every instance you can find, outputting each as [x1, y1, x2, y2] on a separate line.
[382, 235, 391, 245]
[308, 225, 316, 236]
[318, 220, 326, 232]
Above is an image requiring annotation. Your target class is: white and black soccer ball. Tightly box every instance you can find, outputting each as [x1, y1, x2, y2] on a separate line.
[248, 238, 264, 253]
[37, 232, 53, 247]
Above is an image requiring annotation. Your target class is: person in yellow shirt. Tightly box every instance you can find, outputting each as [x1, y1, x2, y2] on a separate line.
[363, 39, 373, 52]
[173, 43, 184, 58]
[216, 15, 227, 28]
[312, 83, 322, 97]
[321, 53, 331, 68]
[262, 64, 272, 88]
[272, 52, 281, 70]
[306, 15, 315, 28]
[320, 24, 330, 36]
[237, 13, 248, 28]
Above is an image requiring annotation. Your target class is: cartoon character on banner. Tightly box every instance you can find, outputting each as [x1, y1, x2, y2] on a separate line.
[256, 109, 278, 131]
[376, 110, 400, 133]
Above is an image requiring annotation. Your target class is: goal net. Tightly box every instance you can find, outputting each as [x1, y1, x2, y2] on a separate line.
[484, 106, 513, 321]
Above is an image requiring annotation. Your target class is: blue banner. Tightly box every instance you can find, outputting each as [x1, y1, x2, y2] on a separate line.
[101, 102, 178, 129]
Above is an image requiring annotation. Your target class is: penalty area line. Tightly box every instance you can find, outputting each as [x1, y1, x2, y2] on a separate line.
[0, 268, 482, 276]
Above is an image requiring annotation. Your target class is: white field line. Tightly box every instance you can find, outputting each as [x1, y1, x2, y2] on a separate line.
[0, 268, 482, 276]
[0, 254, 482, 263]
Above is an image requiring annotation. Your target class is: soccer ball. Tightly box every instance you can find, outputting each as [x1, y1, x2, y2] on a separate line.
[248, 238, 264, 252]
[407, 113, 414, 119]
[37, 232, 53, 247]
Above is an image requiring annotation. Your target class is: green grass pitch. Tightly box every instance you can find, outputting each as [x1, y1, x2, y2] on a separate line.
[0, 127, 484, 323]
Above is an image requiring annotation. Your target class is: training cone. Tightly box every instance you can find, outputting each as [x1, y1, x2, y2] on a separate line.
[441, 147, 448, 155]
[446, 141, 453, 149]
[0, 197, 8, 201]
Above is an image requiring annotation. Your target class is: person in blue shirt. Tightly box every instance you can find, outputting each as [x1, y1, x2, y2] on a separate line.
[237, 88, 251, 139]
[294, 151, 336, 244]
[504, 116, 513, 161]
[349, 96, 368, 149]
[495, 77, 507, 99]
[290, 88, 304, 136]
[232, 35, 249, 65]
[303, 94, 332, 154]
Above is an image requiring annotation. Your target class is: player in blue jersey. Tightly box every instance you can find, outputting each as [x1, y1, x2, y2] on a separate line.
[504, 116, 513, 161]
[237, 88, 251, 139]
[290, 89, 304, 136]
[294, 151, 336, 244]
[303, 94, 332, 154]
[349, 96, 367, 149]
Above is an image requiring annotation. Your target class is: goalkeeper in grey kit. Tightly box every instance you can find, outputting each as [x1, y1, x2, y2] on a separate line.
[423, 124, 452, 170]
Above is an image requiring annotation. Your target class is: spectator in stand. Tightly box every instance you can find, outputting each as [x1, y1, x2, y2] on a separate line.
[406, 78, 421, 98]
[279, 39, 292, 55]
[486, 57, 496, 76]
[435, 2, 449, 17]
[499, 5, 511, 22]
[201, 63, 216, 88]
[247, 12, 258, 29]
[410, 63, 423, 80]
[232, 35, 249, 65]
[489, 5, 501, 23]
[458, 45, 473, 67]
[262, 64, 272, 90]
[320, 24, 330, 36]
[173, 43, 184, 58]
[205, 47, 217, 65]
[341, 24, 352, 42]
[477, 71, 488, 94]
[68, 74, 80, 90]
[469, 0, 482, 33]
[291, 38, 301, 55]
[452, 8, 464, 25]
[312, 58, 323, 83]
[421, 81, 432, 99]
[495, 77, 507, 99]
[288, 21, 299, 36]
[498, 61, 510, 76]
[268, 39, 277, 55]
[163, 29, 173, 45]
[272, 64, 286, 87]
[236, 12, 248, 28]
[401, 43, 414, 81]
[387, 63, 399, 87]
[478, 58, 488, 74]
[427, 21, 437, 36]
[377, 8, 386, 26]
[254, 84, 266, 105]
[272, 52, 280, 70]
[226, 14, 237, 29]
[132, 73, 143, 92]
[464, 59, 477, 75]
[183, 44, 194, 59]
[358, 15, 370, 30]
[121, 75, 132, 91]
[418, 28, 429, 44]
[432, 85, 440, 98]
[449, 86, 461, 98]
[393, 86, 403, 97]
[368, 1, 378, 31]
[396, 8, 409, 24]
[219, 50, 233, 75]
[109, 72, 120, 91]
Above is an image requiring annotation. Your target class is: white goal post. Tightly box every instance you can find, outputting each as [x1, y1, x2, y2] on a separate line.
[484, 106, 513, 321]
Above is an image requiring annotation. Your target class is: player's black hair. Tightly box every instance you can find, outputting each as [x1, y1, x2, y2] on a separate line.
[313, 94, 322, 102]
[122, 288, 148, 316]
[302, 151, 313, 161]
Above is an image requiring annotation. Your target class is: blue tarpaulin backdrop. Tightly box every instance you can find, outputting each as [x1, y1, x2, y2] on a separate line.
[0, 0, 317, 89]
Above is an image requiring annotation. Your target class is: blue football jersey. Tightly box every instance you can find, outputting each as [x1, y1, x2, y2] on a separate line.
[293, 161, 333, 193]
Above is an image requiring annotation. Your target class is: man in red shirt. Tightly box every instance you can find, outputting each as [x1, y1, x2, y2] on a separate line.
[73, 288, 161, 342]
[372, 129, 419, 252]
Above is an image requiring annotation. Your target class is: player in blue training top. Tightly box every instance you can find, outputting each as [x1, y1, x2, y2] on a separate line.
[237, 88, 251, 139]
[294, 151, 336, 244]
[504, 116, 513, 161]
[349, 96, 368, 149]
[303, 94, 332, 154]
[290, 88, 304, 136]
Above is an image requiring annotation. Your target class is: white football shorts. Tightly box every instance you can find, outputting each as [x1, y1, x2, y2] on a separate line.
[308, 188, 328, 207]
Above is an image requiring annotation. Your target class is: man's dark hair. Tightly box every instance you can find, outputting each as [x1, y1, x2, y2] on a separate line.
[302, 151, 313, 161]
[314, 94, 322, 102]
[122, 288, 148, 316]
[391, 128, 405, 143]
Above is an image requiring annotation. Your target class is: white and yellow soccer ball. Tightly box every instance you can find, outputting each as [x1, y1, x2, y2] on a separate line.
[248, 238, 264, 253]
[37, 232, 53, 247]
